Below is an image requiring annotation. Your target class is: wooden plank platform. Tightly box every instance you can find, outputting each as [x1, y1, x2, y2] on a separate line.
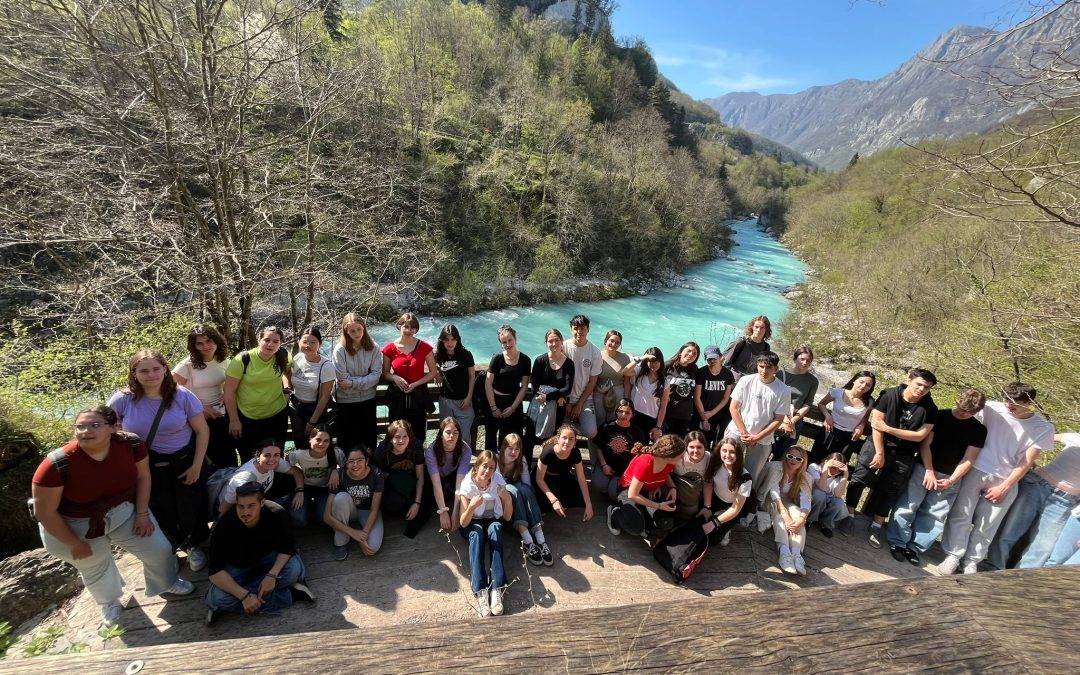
[7, 566, 1078, 673]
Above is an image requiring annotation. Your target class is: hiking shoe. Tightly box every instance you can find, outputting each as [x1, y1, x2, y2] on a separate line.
[490, 587, 505, 616]
[720, 531, 731, 546]
[205, 607, 218, 627]
[606, 505, 621, 536]
[819, 524, 833, 538]
[868, 527, 884, 549]
[165, 578, 195, 596]
[475, 590, 491, 618]
[794, 554, 807, 576]
[937, 554, 961, 575]
[186, 546, 207, 572]
[961, 560, 979, 575]
[290, 581, 315, 602]
[99, 601, 123, 627]
[333, 544, 348, 561]
[525, 542, 543, 566]
[779, 553, 798, 575]
[836, 517, 855, 537]
[890, 546, 908, 562]
[539, 542, 554, 566]
[903, 548, 921, 566]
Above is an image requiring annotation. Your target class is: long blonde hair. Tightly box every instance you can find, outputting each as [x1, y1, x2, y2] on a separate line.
[783, 446, 809, 502]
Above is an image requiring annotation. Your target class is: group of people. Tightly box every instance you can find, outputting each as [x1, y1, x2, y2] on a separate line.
[30, 313, 1078, 627]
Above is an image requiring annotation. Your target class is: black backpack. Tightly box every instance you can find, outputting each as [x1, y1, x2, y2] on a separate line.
[653, 521, 709, 584]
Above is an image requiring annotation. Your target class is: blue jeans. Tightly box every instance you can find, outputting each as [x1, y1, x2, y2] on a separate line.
[506, 482, 543, 531]
[1047, 515, 1080, 566]
[887, 463, 961, 553]
[590, 463, 621, 501]
[989, 472, 1079, 569]
[460, 518, 506, 593]
[809, 487, 848, 529]
[205, 552, 306, 614]
[291, 485, 330, 528]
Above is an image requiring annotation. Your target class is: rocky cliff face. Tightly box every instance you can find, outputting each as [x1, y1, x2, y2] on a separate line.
[704, 5, 1080, 170]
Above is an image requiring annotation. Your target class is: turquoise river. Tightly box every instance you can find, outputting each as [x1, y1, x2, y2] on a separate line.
[370, 218, 807, 361]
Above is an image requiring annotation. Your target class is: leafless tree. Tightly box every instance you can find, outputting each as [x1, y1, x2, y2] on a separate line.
[0, 0, 442, 348]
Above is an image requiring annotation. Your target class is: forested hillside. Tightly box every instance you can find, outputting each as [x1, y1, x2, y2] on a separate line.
[0, 0, 804, 347]
[780, 115, 1080, 427]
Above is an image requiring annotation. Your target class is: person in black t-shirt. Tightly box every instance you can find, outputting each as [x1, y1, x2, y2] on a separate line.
[205, 482, 312, 626]
[435, 324, 477, 446]
[694, 345, 736, 448]
[484, 325, 532, 452]
[591, 399, 647, 500]
[886, 390, 987, 563]
[842, 369, 938, 545]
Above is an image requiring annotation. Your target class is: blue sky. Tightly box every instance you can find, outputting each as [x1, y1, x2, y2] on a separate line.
[610, 0, 1026, 99]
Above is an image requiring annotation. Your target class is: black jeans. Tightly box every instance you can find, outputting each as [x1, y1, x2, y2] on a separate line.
[206, 413, 238, 468]
[238, 407, 288, 458]
[485, 392, 523, 452]
[845, 439, 915, 518]
[148, 445, 210, 550]
[333, 398, 377, 452]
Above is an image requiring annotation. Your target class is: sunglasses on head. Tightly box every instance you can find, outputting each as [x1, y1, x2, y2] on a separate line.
[785, 454, 804, 463]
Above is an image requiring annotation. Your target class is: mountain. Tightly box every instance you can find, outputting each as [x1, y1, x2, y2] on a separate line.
[703, 5, 1080, 170]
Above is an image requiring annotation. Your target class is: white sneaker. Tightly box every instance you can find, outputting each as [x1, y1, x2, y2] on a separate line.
[756, 510, 772, 533]
[164, 578, 195, 596]
[475, 590, 491, 618]
[186, 546, 207, 572]
[99, 601, 123, 627]
[794, 554, 807, 576]
[720, 531, 731, 546]
[961, 560, 979, 574]
[937, 554, 961, 575]
[779, 553, 798, 575]
[489, 587, 504, 616]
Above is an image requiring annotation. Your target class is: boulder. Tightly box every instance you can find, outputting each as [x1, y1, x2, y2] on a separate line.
[0, 549, 82, 627]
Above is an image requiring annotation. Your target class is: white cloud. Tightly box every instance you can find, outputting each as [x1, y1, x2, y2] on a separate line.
[653, 54, 690, 67]
[705, 74, 798, 93]
[650, 44, 801, 95]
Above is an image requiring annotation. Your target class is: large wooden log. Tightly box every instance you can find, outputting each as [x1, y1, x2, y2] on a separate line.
[7, 567, 1077, 673]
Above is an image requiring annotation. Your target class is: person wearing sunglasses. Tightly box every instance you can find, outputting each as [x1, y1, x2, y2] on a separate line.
[760, 446, 813, 575]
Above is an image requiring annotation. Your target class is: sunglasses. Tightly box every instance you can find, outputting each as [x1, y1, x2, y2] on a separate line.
[785, 454, 804, 463]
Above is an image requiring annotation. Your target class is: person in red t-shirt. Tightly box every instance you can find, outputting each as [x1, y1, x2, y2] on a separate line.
[31, 405, 195, 628]
[382, 313, 438, 441]
[606, 434, 686, 539]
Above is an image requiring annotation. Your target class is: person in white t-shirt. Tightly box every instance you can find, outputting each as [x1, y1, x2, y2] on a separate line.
[173, 324, 238, 468]
[218, 440, 305, 522]
[807, 453, 850, 537]
[457, 450, 512, 618]
[563, 314, 603, 440]
[938, 383, 1056, 575]
[287, 326, 335, 451]
[725, 351, 792, 496]
[990, 432, 1080, 569]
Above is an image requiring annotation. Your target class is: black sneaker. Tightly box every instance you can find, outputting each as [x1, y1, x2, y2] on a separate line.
[525, 542, 543, 566]
[836, 517, 854, 537]
[890, 545, 907, 562]
[819, 524, 833, 538]
[290, 581, 315, 603]
[903, 548, 921, 566]
[606, 505, 622, 536]
[539, 542, 554, 566]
